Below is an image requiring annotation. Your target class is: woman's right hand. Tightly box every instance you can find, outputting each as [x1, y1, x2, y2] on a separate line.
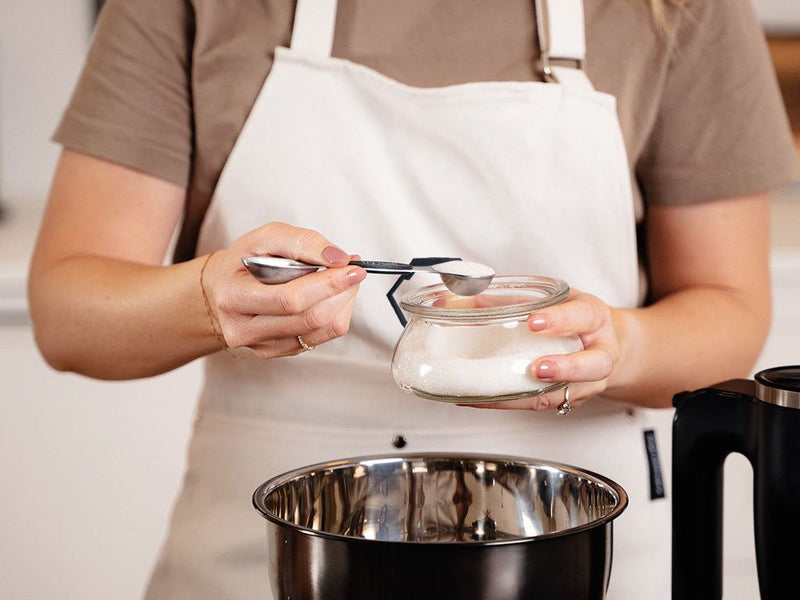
[30, 152, 366, 378]
[201, 222, 366, 358]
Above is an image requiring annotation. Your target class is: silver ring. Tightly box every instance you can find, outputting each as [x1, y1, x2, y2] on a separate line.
[297, 335, 314, 352]
[556, 386, 571, 416]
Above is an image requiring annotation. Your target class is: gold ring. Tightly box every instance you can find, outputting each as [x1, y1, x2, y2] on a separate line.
[297, 335, 315, 352]
[556, 386, 571, 416]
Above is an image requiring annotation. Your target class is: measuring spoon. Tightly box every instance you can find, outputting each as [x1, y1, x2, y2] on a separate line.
[241, 256, 495, 296]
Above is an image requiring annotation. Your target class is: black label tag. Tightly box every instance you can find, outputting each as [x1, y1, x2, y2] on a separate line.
[644, 429, 666, 500]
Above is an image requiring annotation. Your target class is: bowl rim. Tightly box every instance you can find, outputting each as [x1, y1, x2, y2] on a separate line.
[252, 452, 629, 546]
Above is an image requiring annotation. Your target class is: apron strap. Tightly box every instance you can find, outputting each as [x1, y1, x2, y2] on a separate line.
[290, 0, 338, 58]
[535, 0, 593, 90]
[291, 0, 592, 90]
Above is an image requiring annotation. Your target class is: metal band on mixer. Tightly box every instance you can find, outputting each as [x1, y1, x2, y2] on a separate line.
[755, 366, 800, 409]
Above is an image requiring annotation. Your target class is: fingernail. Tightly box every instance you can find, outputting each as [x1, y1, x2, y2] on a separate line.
[529, 315, 548, 331]
[535, 360, 558, 380]
[322, 246, 349, 264]
[346, 268, 366, 285]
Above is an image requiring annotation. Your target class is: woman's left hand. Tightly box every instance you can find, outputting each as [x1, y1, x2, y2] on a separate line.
[465, 289, 621, 411]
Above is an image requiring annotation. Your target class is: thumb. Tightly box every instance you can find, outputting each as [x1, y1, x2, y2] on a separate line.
[247, 222, 352, 266]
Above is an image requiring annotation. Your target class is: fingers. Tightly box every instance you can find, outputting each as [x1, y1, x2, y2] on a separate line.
[203, 223, 367, 357]
[461, 381, 603, 411]
[233, 285, 359, 348]
[233, 262, 365, 316]
[230, 221, 365, 314]
[243, 221, 352, 267]
[528, 290, 608, 337]
[533, 345, 617, 383]
[527, 290, 618, 380]
[243, 289, 360, 360]
[458, 290, 619, 413]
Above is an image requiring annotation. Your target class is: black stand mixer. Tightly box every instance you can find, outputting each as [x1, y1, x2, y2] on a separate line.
[672, 366, 800, 599]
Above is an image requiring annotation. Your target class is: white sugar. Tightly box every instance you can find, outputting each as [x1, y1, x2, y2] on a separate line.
[432, 260, 495, 278]
[392, 322, 582, 399]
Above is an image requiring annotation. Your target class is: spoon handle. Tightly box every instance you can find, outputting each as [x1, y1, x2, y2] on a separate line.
[348, 260, 432, 274]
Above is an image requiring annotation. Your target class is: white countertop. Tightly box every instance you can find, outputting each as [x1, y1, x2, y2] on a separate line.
[1, 185, 799, 323]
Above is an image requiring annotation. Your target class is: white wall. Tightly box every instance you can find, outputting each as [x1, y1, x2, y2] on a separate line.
[0, 328, 200, 600]
[0, 1, 92, 205]
[753, 0, 800, 33]
[0, 3, 200, 600]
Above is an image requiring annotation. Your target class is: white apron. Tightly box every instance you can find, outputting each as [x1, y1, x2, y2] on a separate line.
[145, 1, 673, 598]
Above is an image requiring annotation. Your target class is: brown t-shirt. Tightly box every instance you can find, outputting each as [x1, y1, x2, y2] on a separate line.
[54, 0, 798, 262]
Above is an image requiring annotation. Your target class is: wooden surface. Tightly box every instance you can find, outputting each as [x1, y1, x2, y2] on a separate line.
[768, 37, 800, 153]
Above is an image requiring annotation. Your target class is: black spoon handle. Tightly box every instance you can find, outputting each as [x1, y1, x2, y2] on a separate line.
[348, 260, 436, 274]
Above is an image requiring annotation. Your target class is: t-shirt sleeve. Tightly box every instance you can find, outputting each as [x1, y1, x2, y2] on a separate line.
[53, 0, 194, 188]
[637, 0, 799, 205]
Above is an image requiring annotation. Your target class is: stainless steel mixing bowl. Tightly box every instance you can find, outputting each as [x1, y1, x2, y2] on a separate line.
[253, 453, 627, 599]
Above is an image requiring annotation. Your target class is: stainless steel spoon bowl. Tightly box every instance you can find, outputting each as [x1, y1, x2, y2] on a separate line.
[241, 257, 494, 296]
[241, 257, 321, 285]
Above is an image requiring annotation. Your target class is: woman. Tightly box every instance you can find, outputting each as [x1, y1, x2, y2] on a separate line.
[28, 0, 797, 598]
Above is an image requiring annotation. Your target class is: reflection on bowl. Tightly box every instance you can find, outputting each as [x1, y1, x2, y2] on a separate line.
[254, 453, 627, 600]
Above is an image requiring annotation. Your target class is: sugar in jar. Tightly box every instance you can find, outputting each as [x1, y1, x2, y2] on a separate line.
[391, 276, 582, 404]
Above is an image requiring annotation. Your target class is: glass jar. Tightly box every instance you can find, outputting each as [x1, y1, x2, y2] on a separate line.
[391, 276, 582, 404]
